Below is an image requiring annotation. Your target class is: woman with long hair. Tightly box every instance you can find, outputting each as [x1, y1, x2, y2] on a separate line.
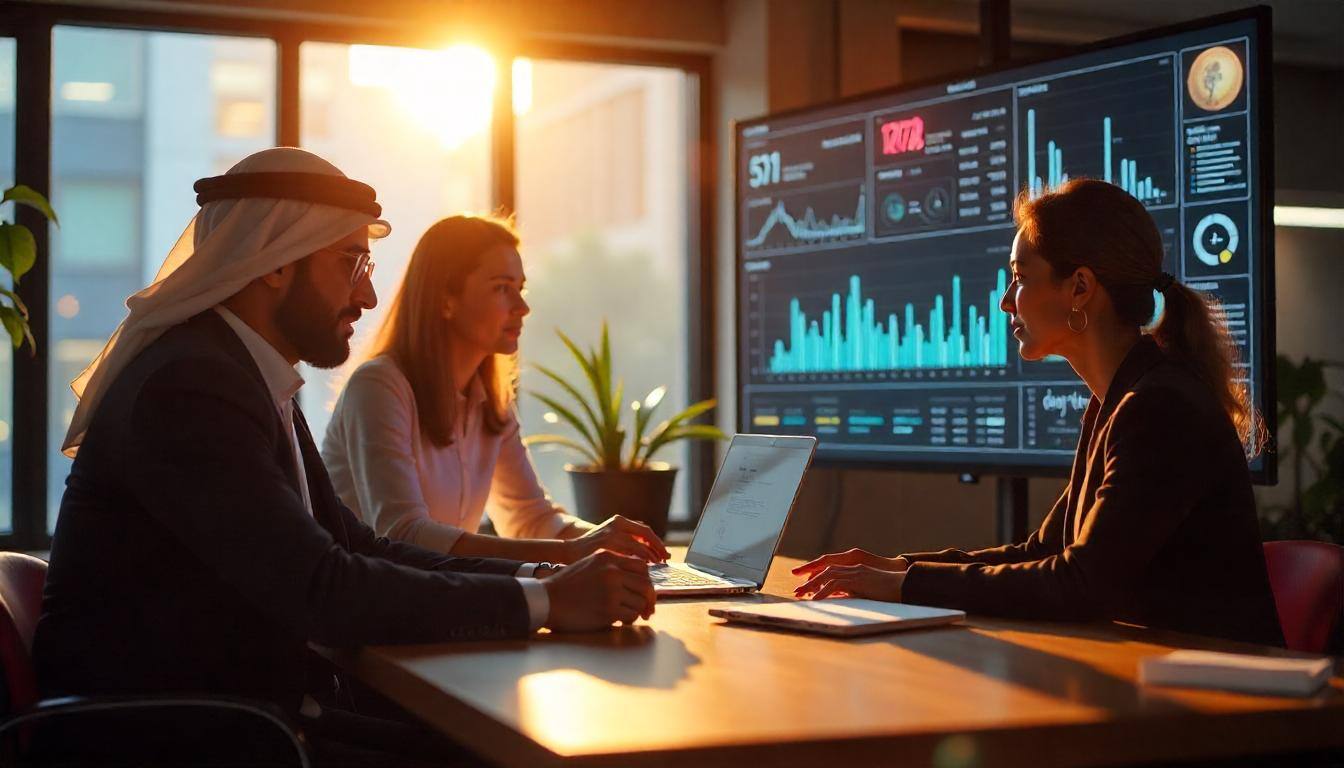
[322, 215, 667, 565]
[794, 178, 1282, 646]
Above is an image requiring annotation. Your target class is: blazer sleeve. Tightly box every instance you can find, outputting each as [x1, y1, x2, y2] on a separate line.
[901, 389, 1208, 620]
[333, 497, 524, 575]
[328, 364, 470, 554]
[486, 413, 580, 540]
[124, 357, 531, 646]
[899, 489, 1068, 566]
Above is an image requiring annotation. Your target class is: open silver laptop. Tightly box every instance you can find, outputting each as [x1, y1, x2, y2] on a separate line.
[651, 434, 816, 597]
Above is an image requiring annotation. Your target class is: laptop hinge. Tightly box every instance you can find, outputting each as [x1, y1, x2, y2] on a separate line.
[687, 563, 728, 579]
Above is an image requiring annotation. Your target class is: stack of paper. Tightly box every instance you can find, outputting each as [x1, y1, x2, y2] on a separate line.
[1139, 650, 1334, 697]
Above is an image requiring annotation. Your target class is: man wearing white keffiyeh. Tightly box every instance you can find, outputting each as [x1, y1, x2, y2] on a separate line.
[33, 148, 655, 766]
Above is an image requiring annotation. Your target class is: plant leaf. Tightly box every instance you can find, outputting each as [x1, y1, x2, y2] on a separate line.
[643, 385, 667, 411]
[597, 322, 614, 436]
[640, 398, 722, 462]
[3, 185, 59, 226]
[665, 398, 717, 428]
[0, 304, 30, 352]
[628, 385, 666, 467]
[0, 223, 37, 283]
[642, 424, 727, 462]
[522, 433, 599, 465]
[0, 287, 28, 318]
[528, 391, 601, 458]
[556, 327, 608, 424]
[533, 362, 604, 438]
[552, 326, 631, 467]
[605, 378, 625, 464]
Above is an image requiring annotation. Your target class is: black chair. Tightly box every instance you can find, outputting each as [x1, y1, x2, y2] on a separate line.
[0, 552, 311, 766]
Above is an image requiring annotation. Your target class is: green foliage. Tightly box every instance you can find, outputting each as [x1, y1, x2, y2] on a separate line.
[523, 321, 726, 470]
[1262, 354, 1344, 542]
[0, 184, 58, 353]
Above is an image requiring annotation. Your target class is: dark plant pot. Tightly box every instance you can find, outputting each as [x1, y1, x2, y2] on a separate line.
[566, 462, 678, 538]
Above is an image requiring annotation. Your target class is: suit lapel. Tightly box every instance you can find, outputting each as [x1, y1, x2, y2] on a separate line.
[290, 402, 350, 549]
[193, 311, 311, 513]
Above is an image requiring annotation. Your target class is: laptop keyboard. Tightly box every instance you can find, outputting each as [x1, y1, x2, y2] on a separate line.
[650, 564, 724, 587]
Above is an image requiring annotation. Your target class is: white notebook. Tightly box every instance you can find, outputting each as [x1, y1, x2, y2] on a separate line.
[708, 599, 965, 637]
[1139, 650, 1334, 697]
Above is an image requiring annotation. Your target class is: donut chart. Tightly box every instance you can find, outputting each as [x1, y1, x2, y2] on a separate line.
[1192, 212, 1239, 267]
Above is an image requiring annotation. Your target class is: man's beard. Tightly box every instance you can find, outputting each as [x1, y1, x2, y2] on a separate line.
[275, 261, 359, 369]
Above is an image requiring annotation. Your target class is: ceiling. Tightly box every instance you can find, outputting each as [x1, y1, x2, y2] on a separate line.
[914, 0, 1344, 69]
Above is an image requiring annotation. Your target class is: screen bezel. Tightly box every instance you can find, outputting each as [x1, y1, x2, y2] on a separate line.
[732, 6, 1276, 484]
[684, 434, 817, 586]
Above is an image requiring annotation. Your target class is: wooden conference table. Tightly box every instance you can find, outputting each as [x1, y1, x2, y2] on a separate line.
[325, 552, 1344, 767]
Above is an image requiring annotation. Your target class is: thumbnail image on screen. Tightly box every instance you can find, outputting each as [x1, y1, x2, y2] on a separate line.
[736, 11, 1268, 475]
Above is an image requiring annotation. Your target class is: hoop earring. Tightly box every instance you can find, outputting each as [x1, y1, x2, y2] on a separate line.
[1067, 307, 1089, 333]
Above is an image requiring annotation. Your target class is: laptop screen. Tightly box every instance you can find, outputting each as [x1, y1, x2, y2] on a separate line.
[685, 434, 816, 585]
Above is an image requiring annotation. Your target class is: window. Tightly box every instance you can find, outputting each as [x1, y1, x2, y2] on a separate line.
[0, 37, 14, 534]
[51, 180, 139, 269]
[297, 41, 493, 442]
[513, 60, 693, 520]
[48, 27, 276, 530]
[0, 7, 707, 550]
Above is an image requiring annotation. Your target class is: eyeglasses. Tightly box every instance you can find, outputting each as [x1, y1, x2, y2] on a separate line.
[316, 247, 375, 286]
[349, 251, 375, 287]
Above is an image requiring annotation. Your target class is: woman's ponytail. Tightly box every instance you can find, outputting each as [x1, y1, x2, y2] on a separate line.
[1152, 280, 1264, 455]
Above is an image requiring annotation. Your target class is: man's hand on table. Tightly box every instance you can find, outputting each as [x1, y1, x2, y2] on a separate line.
[541, 550, 656, 632]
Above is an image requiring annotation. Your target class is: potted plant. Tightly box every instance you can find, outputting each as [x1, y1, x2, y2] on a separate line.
[0, 184, 57, 351]
[523, 322, 725, 537]
[1259, 354, 1344, 542]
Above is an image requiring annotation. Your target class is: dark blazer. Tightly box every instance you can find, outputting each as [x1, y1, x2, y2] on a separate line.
[901, 337, 1284, 647]
[34, 311, 533, 712]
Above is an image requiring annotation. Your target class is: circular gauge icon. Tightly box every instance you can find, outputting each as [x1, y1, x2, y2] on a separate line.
[1192, 212, 1239, 267]
[883, 192, 906, 224]
[921, 186, 950, 223]
[1187, 46, 1244, 112]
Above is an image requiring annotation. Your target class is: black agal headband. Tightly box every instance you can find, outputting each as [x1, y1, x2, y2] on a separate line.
[193, 172, 383, 219]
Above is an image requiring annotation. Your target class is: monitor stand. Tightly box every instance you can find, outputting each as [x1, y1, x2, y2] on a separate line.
[996, 476, 1029, 544]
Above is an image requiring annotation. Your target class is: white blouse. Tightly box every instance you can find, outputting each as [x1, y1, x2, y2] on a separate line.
[321, 355, 577, 552]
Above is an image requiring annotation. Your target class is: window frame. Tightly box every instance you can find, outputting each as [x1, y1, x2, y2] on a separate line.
[0, 1, 715, 552]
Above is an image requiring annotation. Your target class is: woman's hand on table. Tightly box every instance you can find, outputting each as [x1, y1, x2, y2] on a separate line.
[793, 563, 906, 602]
[791, 548, 909, 578]
[561, 515, 669, 563]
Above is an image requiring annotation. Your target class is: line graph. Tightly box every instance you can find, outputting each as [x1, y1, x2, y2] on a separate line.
[743, 185, 866, 253]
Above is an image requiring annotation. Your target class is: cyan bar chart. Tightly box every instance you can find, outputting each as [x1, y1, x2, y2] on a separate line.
[768, 270, 1010, 373]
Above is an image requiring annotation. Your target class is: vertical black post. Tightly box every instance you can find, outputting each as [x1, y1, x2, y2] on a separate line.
[978, 0, 1011, 67]
[13, 18, 51, 549]
[490, 52, 515, 214]
[276, 34, 300, 148]
[979, 0, 1028, 544]
[687, 67, 716, 524]
[996, 476, 1028, 544]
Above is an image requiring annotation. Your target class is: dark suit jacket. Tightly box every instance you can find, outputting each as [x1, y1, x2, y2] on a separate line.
[34, 311, 532, 712]
[901, 337, 1284, 647]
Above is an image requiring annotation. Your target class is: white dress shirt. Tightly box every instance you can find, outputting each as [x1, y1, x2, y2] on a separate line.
[212, 309, 550, 631]
[321, 356, 579, 551]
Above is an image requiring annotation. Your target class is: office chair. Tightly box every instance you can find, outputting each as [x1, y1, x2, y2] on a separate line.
[0, 551, 311, 766]
[1263, 540, 1344, 654]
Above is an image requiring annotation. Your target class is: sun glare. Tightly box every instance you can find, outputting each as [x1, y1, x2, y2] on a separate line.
[347, 43, 499, 150]
[512, 58, 533, 117]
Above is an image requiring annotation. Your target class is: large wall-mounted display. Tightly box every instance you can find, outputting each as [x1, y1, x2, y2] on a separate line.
[735, 9, 1272, 478]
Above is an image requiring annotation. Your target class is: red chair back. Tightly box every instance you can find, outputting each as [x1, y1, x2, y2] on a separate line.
[1263, 540, 1344, 653]
[0, 553, 46, 715]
